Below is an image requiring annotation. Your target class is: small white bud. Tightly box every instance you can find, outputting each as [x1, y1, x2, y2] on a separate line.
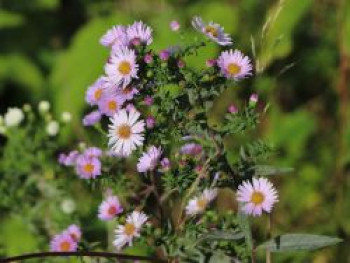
[61, 112, 72, 123]
[46, 121, 59, 136]
[61, 199, 76, 214]
[38, 101, 50, 113]
[4, 108, 24, 127]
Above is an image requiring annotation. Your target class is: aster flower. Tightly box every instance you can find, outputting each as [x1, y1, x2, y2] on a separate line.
[83, 111, 101, 126]
[144, 54, 153, 64]
[105, 47, 138, 89]
[86, 77, 107, 106]
[100, 25, 127, 48]
[75, 155, 101, 179]
[160, 158, 171, 171]
[126, 21, 153, 46]
[64, 224, 82, 242]
[192, 16, 232, 46]
[144, 96, 153, 106]
[137, 146, 162, 173]
[115, 85, 139, 101]
[98, 95, 125, 117]
[146, 116, 155, 129]
[84, 147, 103, 158]
[186, 188, 218, 216]
[50, 233, 77, 252]
[217, 49, 253, 80]
[180, 143, 203, 156]
[58, 150, 79, 166]
[113, 211, 148, 250]
[108, 109, 145, 157]
[228, 104, 238, 114]
[170, 20, 180, 31]
[236, 177, 278, 217]
[98, 195, 123, 221]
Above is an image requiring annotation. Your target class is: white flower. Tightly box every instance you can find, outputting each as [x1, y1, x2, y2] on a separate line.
[61, 199, 76, 214]
[61, 112, 72, 123]
[46, 121, 60, 136]
[113, 211, 148, 250]
[38, 101, 50, 113]
[4, 107, 24, 127]
[137, 146, 162, 173]
[186, 188, 218, 216]
[105, 46, 139, 88]
[108, 109, 145, 157]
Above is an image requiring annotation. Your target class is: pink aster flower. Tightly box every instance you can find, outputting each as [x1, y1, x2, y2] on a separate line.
[86, 77, 107, 106]
[115, 85, 139, 101]
[98, 195, 123, 221]
[206, 59, 216, 67]
[84, 147, 102, 158]
[192, 16, 232, 46]
[105, 46, 138, 88]
[98, 95, 125, 117]
[217, 49, 253, 80]
[180, 143, 203, 156]
[100, 25, 128, 48]
[83, 111, 101, 126]
[75, 155, 101, 179]
[125, 103, 136, 112]
[159, 50, 170, 61]
[50, 233, 77, 252]
[144, 96, 154, 106]
[146, 116, 155, 129]
[58, 150, 79, 166]
[249, 93, 259, 107]
[64, 224, 82, 242]
[144, 54, 153, 64]
[126, 21, 153, 46]
[137, 146, 162, 173]
[170, 20, 180, 31]
[160, 158, 171, 171]
[236, 177, 278, 217]
[228, 104, 238, 114]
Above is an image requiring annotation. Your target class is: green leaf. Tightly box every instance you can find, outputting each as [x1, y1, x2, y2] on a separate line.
[209, 253, 231, 263]
[258, 234, 342, 252]
[253, 165, 294, 176]
[0, 10, 24, 28]
[198, 230, 244, 242]
[257, 0, 312, 71]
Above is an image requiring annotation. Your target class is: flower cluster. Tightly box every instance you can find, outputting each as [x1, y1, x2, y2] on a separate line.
[57, 16, 279, 259]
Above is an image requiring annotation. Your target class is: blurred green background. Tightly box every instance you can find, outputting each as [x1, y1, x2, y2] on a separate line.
[0, 0, 350, 262]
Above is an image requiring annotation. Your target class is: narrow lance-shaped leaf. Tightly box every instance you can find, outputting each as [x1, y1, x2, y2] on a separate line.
[253, 165, 294, 176]
[258, 233, 342, 252]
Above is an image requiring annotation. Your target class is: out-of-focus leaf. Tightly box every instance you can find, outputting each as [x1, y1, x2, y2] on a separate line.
[0, 10, 25, 28]
[209, 253, 231, 263]
[198, 230, 244, 243]
[35, 0, 59, 10]
[258, 234, 342, 252]
[257, 0, 312, 71]
[253, 165, 294, 176]
[341, 1, 350, 55]
[0, 216, 39, 255]
[0, 55, 44, 97]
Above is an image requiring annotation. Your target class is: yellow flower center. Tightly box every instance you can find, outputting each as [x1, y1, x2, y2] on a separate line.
[197, 198, 208, 209]
[227, 63, 241, 76]
[124, 223, 136, 236]
[205, 26, 218, 37]
[108, 206, 117, 215]
[94, 88, 102, 100]
[117, 124, 132, 139]
[251, 191, 265, 205]
[60, 241, 71, 251]
[118, 61, 132, 75]
[108, 100, 117, 111]
[83, 163, 94, 174]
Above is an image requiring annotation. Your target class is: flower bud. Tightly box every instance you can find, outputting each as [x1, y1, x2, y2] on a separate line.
[169, 20, 180, 31]
[249, 93, 259, 107]
[38, 101, 50, 113]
